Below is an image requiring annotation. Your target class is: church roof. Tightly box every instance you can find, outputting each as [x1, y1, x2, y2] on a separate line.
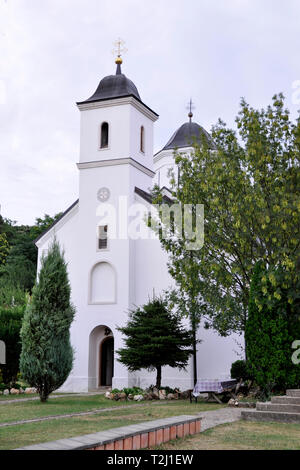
[77, 62, 158, 118]
[134, 187, 173, 204]
[77, 63, 141, 104]
[162, 120, 216, 151]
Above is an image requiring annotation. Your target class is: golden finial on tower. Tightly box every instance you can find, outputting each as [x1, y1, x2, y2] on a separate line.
[112, 38, 127, 65]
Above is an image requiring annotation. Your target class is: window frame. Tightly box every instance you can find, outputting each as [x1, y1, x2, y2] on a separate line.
[97, 224, 109, 251]
[99, 122, 109, 150]
[140, 125, 145, 154]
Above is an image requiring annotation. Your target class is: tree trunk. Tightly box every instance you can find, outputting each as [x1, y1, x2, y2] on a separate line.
[39, 385, 49, 402]
[192, 326, 197, 387]
[190, 313, 198, 386]
[156, 365, 162, 389]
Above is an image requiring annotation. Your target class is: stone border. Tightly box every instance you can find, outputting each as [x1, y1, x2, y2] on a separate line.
[16, 415, 202, 450]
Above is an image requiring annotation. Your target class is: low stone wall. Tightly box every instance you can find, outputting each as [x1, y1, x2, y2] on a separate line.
[17, 415, 202, 451]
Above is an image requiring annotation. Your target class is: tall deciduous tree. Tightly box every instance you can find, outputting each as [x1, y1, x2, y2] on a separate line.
[116, 298, 193, 388]
[20, 240, 75, 402]
[151, 94, 300, 348]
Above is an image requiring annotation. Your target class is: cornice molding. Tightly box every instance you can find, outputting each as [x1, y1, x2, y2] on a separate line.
[77, 96, 158, 122]
[153, 146, 194, 164]
[77, 157, 155, 177]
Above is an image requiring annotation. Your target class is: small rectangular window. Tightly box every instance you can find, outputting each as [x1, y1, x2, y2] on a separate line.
[98, 225, 108, 250]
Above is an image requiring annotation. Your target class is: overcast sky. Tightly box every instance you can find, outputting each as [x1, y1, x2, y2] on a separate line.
[0, 0, 299, 225]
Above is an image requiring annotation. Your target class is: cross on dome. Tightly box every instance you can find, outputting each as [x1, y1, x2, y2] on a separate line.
[186, 98, 195, 122]
[112, 38, 127, 65]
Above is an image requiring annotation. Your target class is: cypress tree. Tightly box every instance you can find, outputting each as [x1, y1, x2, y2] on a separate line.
[117, 298, 193, 388]
[20, 240, 75, 402]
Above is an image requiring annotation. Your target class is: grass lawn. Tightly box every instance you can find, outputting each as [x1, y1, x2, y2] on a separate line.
[157, 420, 300, 450]
[0, 399, 223, 450]
[0, 394, 146, 424]
[0, 392, 71, 402]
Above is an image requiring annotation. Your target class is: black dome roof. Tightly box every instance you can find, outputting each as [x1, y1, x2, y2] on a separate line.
[163, 121, 216, 150]
[78, 64, 140, 104]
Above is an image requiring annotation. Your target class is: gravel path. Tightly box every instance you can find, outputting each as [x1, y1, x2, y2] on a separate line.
[197, 407, 242, 432]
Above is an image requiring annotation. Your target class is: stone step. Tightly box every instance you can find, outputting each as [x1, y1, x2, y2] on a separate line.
[286, 389, 300, 397]
[257, 402, 300, 413]
[272, 396, 300, 405]
[242, 409, 300, 424]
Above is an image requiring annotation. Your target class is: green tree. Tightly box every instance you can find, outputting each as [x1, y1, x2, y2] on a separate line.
[151, 94, 300, 345]
[0, 233, 9, 266]
[245, 262, 300, 397]
[116, 298, 193, 388]
[20, 240, 75, 402]
[0, 213, 62, 291]
[0, 305, 25, 384]
[29, 213, 63, 241]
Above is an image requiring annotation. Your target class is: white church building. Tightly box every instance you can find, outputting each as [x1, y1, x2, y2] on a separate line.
[35, 55, 239, 392]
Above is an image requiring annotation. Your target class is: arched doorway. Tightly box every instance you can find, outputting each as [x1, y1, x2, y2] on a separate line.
[99, 336, 114, 386]
[88, 325, 114, 390]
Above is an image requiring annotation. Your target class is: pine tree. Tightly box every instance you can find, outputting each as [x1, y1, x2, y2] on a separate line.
[116, 298, 193, 388]
[20, 240, 75, 402]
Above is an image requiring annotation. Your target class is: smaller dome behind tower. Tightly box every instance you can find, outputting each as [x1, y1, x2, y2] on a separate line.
[162, 120, 216, 151]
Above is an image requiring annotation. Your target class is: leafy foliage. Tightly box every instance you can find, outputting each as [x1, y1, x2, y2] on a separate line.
[151, 94, 300, 338]
[0, 305, 26, 384]
[245, 262, 300, 396]
[20, 240, 75, 402]
[0, 213, 62, 291]
[116, 298, 193, 388]
[230, 360, 252, 381]
[0, 233, 9, 266]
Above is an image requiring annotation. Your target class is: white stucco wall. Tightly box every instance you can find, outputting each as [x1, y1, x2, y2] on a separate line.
[36, 92, 241, 393]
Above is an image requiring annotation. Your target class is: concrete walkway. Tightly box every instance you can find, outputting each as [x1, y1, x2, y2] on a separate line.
[197, 407, 242, 432]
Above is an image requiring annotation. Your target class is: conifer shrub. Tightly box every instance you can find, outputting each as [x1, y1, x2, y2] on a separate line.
[117, 298, 193, 388]
[20, 240, 75, 402]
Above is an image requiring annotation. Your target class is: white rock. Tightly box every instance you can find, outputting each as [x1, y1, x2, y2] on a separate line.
[3, 389, 9, 395]
[133, 394, 144, 401]
[167, 393, 175, 400]
[10, 388, 20, 395]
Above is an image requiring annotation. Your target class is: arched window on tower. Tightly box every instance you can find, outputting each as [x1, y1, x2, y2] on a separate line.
[100, 122, 109, 148]
[140, 126, 145, 153]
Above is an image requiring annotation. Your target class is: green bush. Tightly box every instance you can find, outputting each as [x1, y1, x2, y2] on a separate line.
[245, 262, 300, 397]
[0, 305, 25, 384]
[123, 387, 144, 396]
[230, 360, 251, 381]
